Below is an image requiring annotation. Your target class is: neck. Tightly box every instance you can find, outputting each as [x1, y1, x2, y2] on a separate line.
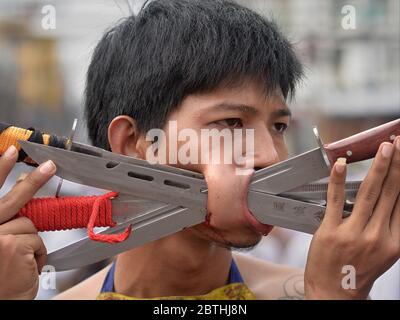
[113, 229, 232, 298]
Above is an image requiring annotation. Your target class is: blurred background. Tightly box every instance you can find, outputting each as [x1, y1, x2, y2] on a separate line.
[0, 0, 398, 299]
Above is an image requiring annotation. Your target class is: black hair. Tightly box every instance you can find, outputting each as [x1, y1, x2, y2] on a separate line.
[85, 0, 303, 150]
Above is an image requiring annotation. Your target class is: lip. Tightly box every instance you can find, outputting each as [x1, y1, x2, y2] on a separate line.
[241, 173, 274, 236]
[243, 205, 274, 235]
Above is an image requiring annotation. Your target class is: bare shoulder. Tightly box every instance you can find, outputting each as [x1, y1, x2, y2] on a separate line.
[52, 265, 111, 300]
[233, 252, 305, 300]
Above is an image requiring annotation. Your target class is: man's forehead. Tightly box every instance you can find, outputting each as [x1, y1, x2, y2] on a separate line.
[200, 101, 291, 118]
[182, 81, 287, 112]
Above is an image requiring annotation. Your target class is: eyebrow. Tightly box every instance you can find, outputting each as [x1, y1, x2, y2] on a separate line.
[272, 107, 292, 118]
[207, 102, 292, 118]
[209, 102, 259, 115]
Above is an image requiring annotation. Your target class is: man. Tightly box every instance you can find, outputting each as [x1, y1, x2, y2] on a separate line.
[0, 0, 399, 300]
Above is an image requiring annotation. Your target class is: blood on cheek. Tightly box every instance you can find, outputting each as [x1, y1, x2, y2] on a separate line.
[204, 211, 212, 226]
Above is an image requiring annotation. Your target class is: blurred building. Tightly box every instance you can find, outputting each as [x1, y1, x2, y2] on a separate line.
[239, 0, 399, 152]
[0, 0, 398, 299]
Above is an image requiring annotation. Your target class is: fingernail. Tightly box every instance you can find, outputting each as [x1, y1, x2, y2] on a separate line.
[381, 144, 393, 158]
[39, 160, 56, 174]
[335, 157, 346, 173]
[3, 145, 17, 159]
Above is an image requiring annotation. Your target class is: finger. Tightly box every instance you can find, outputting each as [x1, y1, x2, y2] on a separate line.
[323, 158, 347, 227]
[16, 172, 29, 184]
[368, 136, 400, 232]
[389, 194, 400, 241]
[0, 217, 38, 235]
[0, 145, 18, 188]
[349, 142, 394, 231]
[16, 234, 47, 274]
[0, 160, 56, 224]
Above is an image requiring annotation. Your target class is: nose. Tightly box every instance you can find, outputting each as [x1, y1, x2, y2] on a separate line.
[252, 130, 281, 170]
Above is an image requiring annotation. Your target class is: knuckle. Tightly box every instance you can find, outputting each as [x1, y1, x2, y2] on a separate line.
[329, 175, 343, 186]
[329, 191, 343, 205]
[0, 192, 13, 207]
[30, 233, 42, 245]
[361, 188, 380, 203]
[0, 191, 15, 207]
[26, 217, 38, 232]
[339, 234, 357, 248]
[390, 156, 400, 170]
[389, 243, 400, 258]
[381, 180, 398, 198]
[363, 232, 381, 249]
[24, 174, 42, 189]
[0, 156, 14, 169]
[318, 230, 335, 244]
[376, 149, 392, 165]
[17, 217, 38, 233]
[319, 228, 356, 249]
[41, 240, 47, 255]
[374, 160, 388, 174]
[0, 234, 17, 253]
[32, 234, 42, 244]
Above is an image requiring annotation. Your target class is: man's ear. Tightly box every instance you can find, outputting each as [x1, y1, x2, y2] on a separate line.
[108, 116, 145, 158]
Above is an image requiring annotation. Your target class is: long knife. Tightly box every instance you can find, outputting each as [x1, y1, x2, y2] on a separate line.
[17, 119, 399, 270]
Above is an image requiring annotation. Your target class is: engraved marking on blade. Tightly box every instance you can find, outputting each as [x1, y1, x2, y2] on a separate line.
[274, 202, 286, 212]
[313, 210, 325, 222]
[293, 206, 306, 216]
[311, 152, 324, 170]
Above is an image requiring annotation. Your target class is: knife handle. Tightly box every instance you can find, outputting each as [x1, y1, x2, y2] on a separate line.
[323, 119, 399, 165]
[0, 122, 67, 166]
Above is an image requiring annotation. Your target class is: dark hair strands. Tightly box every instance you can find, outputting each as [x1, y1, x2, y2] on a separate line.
[84, 0, 303, 150]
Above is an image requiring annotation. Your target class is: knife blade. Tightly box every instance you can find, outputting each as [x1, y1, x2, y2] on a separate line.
[43, 190, 351, 270]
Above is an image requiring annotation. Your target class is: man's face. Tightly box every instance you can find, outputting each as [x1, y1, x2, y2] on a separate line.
[139, 79, 291, 248]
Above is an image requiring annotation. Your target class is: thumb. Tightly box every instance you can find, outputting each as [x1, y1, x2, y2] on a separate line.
[0, 160, 56, 224]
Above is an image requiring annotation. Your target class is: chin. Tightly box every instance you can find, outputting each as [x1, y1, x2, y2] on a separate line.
[191, 220, 266, 249]
[218, 230, 263, 249]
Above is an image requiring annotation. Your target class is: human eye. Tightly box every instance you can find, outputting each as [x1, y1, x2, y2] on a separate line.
[213, 118, 243, 129]
[274, 122, 289, 134]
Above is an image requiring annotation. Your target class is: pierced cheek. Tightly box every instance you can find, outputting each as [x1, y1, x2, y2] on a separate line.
[204, 211, 212, 226]
[203, 164, 254, 228]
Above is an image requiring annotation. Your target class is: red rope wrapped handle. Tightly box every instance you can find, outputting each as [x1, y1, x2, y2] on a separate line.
[17, 192, 131, 244]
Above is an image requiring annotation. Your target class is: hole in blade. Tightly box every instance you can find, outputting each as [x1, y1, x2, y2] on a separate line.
[128, 171, 154, 181]
[106, 161, 119, 169]
[164, 180, 190, 190]
[200, 187, 208, 193]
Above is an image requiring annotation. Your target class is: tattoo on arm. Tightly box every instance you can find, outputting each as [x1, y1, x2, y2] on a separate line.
[277, 274, 305, 300]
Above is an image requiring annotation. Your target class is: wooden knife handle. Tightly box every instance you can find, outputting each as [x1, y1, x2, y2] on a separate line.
[323, 118, 400, 165]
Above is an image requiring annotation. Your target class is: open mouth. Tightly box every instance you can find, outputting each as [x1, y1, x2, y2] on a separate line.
[203, 165, 274, 236]
[241, 173, 274, 236]
[242, 205, 274, 236]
